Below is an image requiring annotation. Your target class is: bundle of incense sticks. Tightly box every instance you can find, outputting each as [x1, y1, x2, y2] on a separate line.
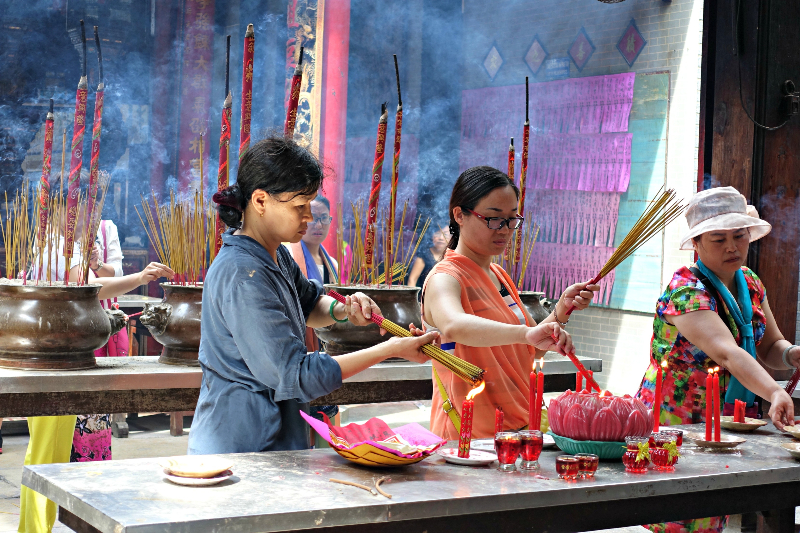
[136, 189, 215, 285]
[336, 199, 430, 287]
[564, 187, 686, 316]
[2, 172, 110, 285]
[327, 289, 485, 385]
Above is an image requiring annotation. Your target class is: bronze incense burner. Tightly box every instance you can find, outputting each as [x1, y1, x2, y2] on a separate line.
[315, 285, 421, 357]
[140, 283, 202, 366]
[517, 291, 553, 324]
[0, 281, 125, 370]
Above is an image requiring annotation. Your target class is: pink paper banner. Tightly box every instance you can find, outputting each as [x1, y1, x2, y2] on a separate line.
[527, 190, 620, 247]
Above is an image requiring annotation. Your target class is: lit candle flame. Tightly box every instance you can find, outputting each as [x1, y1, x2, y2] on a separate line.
[538, 358, 545, 371]
[599, 390, 608, 397]
[466, 381, 486, 400]
[661, 359, 668, 369]
[713, 366, 720, 374]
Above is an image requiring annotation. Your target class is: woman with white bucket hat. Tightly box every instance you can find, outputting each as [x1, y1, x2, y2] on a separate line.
[635, 186, 797, 533]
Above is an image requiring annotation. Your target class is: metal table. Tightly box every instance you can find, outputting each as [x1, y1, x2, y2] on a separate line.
[23, 423, 800, 533]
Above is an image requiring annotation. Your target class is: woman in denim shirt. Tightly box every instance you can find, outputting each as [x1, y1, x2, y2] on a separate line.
[188, 137, 437, 454]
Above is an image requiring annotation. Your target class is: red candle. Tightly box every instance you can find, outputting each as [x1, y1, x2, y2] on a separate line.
[535, 361, 545, 430]
[713, 369, 721, 442]
[529, 365, 536, 430]
[495, 407, 504, 434]
[458, 399, 473, 458]
[653, 361, 663, 433]
[458, 382, 485, 458]
[705, 371, 713, 441]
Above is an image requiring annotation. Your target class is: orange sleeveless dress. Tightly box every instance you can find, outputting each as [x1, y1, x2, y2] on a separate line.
[422, 249, 536, 440]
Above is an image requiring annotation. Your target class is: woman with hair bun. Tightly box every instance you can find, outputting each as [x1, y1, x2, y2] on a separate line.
[188, 136, 437, 454]
[417, 166, 599, 440]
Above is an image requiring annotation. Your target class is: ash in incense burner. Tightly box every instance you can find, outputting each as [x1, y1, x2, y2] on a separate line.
[0, 280, 124, 370]
[315, 284, 421, 357]
[140, 283, 202, 366]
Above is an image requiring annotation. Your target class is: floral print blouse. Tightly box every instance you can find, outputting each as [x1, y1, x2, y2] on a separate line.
[636, 266, 767, 425]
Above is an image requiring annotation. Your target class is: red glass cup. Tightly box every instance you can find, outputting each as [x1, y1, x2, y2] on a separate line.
[661, 429, 683, 447]
[575, 453, 599, 478]
[651, 432, 678, 471]
[518, 430, 543, 470]
[555, 455, 580, 480]
[622, 436, 650, 473]
[494, 431, 521, 472]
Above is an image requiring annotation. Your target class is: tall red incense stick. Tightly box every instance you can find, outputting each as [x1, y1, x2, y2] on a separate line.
[387, 55, 402, 287]
[239, 24, 254, 161]
[37, 98, 55, 281]
[284, 46, 303, 137]
[215, 35, 232, 254]
[86, 26, 104, 240]
[552, 332, 601, 392]
[64, 20, 88, 283]
[503, 138, 514, 262]
[364, 103, 388, 279]
[513, 78, 530, 271]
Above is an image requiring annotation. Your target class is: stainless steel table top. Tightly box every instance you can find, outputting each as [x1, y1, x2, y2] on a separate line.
[0, 353, 601, 393]
[115, 295, 163, 308]
[23, 423, 800, 533]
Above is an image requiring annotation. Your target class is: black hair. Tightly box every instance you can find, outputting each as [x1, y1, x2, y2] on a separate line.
[215, 136, 323, 229]
[312, 194, 330, 211]
[447, 166, 519, 250]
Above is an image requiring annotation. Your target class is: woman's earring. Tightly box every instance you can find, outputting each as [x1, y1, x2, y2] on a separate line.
[260, 211, 264, 217]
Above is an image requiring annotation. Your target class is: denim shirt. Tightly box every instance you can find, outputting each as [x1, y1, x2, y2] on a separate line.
[188, 231, 342, 454]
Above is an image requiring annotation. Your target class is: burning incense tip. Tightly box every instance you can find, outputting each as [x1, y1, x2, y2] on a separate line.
[510, 137, 514, 147]
[79, 20, 87, 77]
[393, 54, 402, 107]
[245, 23, 254, 37]
[48, 98, 54, 114]
[381, 102, 387, 115]
[298, 46, 304, 66]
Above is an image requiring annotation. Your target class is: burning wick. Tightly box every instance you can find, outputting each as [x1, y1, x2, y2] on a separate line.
[458, 381, 485, 458]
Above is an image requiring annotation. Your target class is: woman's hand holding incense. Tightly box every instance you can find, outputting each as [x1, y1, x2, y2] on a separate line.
[383, 329, 439, 363]
[525, 322, 573, 356]
[342, 293, 387, 334]
[558, 281, 600, 316]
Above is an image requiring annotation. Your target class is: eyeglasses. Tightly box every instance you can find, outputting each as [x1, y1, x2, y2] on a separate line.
[463, 208, 524, 230]
[310, 215, 333, 225]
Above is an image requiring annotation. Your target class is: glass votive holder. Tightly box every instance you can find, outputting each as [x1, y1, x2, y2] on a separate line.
[575, 453, 599, 478]
[518, 430, 543, 470]
[555, 455, 580, 480]
[494, 431, 521, 472]
[651, 432, 679, 471]
[622, 436, 650, 473]
[661, 428, 683, 447]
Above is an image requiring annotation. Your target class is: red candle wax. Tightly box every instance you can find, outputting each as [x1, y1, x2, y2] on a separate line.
[535, 367, 544, 430]
[713, 372, 721, 442]
[653, 363, 663, 433]
[576, 372, 582, 392]
[705, 372, 713, 441]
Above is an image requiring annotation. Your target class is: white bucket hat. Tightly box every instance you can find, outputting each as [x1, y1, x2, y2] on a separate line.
[679, 186, 772, 250]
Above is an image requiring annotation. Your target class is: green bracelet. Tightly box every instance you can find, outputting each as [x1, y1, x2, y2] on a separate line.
[329, 300, 348, 323]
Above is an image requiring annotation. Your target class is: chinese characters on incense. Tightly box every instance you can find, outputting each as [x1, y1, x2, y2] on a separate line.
[529, 359, 544, 431]
[364, 103, 388, 278]
[458, 382, 485, 458]
[215, 35, 232, 254]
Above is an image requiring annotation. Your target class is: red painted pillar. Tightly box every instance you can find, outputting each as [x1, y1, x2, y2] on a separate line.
[319, 0, 350, 254]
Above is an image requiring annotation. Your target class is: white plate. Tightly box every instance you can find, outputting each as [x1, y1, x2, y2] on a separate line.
[471, 434, 555, 453]
[684, 431, 746, 448]
[163, 469, 233, 486]
[437, 448, 497, 466]
[781, 442, 800, 460]
[158, 457, 233, 478]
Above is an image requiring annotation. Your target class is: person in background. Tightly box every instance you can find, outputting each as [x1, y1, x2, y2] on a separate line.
[18, 189, 174, 533]
[71, 207, 129, 464]
[407, 226, 450, 290]
[635, 186, 796, 533]
[287, 194, 340, 424]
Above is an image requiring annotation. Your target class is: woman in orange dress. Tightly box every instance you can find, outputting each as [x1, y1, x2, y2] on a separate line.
[417, 166, 599, 440]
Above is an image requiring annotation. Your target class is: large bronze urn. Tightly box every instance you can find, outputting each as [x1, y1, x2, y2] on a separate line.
[0, 281, 126, 370]
[314, 285, 421, 356]
[517, 291, 553, 324]
[140, 283, 202, 366]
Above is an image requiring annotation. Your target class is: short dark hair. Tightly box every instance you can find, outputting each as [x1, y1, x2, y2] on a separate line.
[312, 194, 330, 211]
[447, 166, 519, 250]
[215, 136, 323, 228]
